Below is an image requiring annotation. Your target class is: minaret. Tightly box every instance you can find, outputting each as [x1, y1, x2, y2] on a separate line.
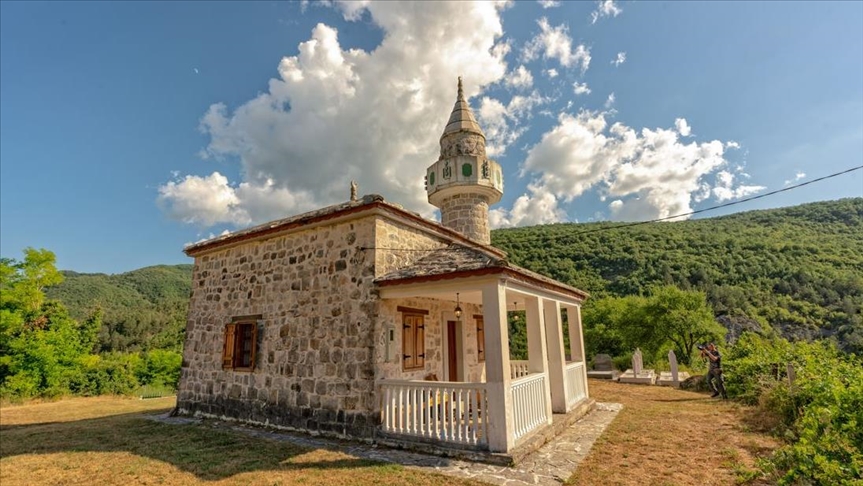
[426, 78, 503, 244]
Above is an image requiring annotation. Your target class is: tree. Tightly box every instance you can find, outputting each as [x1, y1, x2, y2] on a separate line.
[642, 285, 725, 365]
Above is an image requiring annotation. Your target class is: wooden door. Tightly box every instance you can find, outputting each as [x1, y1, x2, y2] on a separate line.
[447, 320, 458, 381]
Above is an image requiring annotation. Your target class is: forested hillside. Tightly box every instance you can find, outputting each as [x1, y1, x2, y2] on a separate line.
[492, 198, 863, 353]
[46, 264, 192, 352]
[43, 199, 862, 355]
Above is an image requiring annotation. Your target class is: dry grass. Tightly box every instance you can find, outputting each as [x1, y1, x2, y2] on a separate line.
[0, 384, 781, 486]
[0, 396, 481, 486]
[567, 380, 780, 486]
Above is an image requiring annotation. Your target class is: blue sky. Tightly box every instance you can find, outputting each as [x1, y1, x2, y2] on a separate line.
[1, 1, 861, 274]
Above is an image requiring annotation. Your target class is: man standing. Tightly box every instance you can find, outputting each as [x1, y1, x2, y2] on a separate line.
[701, 343, 728, 399]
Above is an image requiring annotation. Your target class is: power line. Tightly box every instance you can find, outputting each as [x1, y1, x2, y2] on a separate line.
[362, 164, 862, 250]
[563, 164, 863, 236]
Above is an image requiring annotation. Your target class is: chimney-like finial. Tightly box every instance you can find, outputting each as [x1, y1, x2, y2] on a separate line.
[350, 180, 358, 201]
[457, 76, 464, 101]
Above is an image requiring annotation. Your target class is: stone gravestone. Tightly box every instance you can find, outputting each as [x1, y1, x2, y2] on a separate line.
[657, 349, 690, 388]
[632, 349, 643, 376]
[619, 347, 656, 385]
[586, 353, 620, 380]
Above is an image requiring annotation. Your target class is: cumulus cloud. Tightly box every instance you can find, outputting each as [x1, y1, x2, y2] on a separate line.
[504, 65, 534, 90]
[604, 92, 616, 108]
[591, 0, 622, 24]
[491, 110, 761, 227]
[675, 118, 691, 137]
[477, 90, 545, 157]
[523, 18, 591, 73]
[160, 3, 511, 227]
[713, 170, 766, 201]
[611, 51, 626, 66]
[545, 68, 559, 78]
[573, 82, 591, 95]
[537, 0, 561, 8]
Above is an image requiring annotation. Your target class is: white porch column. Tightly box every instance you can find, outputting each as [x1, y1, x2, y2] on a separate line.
[543, 299, 567, 413]
[564, 304, 590, 399]
[482, 281, 515, 452]
[525, 296, 553, 423]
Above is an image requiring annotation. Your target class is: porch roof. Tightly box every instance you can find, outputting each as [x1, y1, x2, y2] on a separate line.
[375, 244, 589, 301]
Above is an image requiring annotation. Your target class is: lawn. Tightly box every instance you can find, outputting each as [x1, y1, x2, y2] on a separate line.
[0, 396, 479, 486]
[0, 382, 780, 485]
[567, 380, 780, 485]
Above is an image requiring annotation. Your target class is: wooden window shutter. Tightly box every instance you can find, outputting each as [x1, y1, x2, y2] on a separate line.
[248, 321, 258, 371]
[476, 317, 485, 362]
[415, 316, 425, 367]
[402, 316, 414, 368]
[222, 323, 236, 369]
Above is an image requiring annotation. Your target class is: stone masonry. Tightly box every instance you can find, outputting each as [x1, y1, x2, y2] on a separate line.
[438, 192, 492, 244]
[176, 208, 488, 440]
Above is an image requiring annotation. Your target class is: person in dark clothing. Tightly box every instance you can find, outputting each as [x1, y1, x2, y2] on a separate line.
[701, 343, 727, 399]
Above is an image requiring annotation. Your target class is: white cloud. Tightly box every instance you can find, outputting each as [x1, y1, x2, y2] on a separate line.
[604, 92, 615, 108]
[591, 0, 622, 24]
[713, 170, 766, 201]
[573, 82, 591, 95]
[537, 0, 561, 8]
[675, 118, 691, 137]
[611, 51, 626, 66]
[545, 68, 559, 78]
[504, 65, 534, 90]
[477, 90, 545, 156]
[784, 171, 806, 186]
[160, 3, 511, 227]
[522, 18, 591, 73]
[494, 111, 762, 225]
[489, 184, 566, 228]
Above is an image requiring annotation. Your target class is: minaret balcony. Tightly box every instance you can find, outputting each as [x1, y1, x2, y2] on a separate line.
[426, 156, 503, 206]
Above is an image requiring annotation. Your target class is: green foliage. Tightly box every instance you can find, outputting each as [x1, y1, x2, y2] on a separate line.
[46, 264, 192, 352]
[726, 333, 863, 484]
[580, 286, 723, 366]
[492, 198, 863, 354]
[0, 249, 182, 400]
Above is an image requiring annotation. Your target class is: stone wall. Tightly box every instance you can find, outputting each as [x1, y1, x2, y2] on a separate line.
[373, 217, 448, 277]
[176, 216, 380, 439]
[438, 192, 491, 244]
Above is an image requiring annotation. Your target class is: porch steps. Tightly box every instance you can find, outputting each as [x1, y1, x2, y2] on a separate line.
[374, 398, 596, 466]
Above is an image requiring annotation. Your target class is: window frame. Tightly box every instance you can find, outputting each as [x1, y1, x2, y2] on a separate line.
[398, 307, 427, 371]
[222, 316, 261, 372]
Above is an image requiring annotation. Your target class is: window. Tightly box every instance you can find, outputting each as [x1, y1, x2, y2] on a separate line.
[222, 317, 259, 371]
[400, 310, 426, 371]
[475, 315, 485, 362]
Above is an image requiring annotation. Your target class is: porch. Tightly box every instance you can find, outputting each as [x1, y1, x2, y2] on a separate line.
[375, 274, 591, 455]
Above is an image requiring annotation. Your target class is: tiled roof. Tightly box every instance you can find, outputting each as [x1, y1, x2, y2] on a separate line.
[376, 244, 589, 300]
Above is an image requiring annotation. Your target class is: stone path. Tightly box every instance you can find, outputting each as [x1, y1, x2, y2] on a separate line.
[150, 402, 622, 485]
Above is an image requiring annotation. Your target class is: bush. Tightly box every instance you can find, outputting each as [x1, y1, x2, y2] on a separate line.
[727, 332, 863, 484]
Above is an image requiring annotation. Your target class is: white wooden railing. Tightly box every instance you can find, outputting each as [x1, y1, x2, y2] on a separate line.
[378, 380, 488, 447]
[510, 360, 531, 379]
[565, 361, 587, 409]
[510, 373, 549, 442]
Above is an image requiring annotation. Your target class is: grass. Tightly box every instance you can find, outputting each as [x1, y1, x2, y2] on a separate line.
[567, 380, 780, 485]
[0, 396, 481, 486]
[0, 382, 781, 485]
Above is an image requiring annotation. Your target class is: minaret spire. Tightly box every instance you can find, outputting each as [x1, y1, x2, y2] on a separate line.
[425, 78, 504, 244]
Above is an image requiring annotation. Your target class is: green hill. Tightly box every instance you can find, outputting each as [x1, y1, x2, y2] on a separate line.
[46, 264, 193, 352]
[492, 198, 863, 353]
[45, 199, 862, 354]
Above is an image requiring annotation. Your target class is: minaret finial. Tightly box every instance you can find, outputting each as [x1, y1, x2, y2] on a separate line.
[457, 76, 464, 101]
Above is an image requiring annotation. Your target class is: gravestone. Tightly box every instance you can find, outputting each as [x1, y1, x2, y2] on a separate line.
[586, 353, 620, 380]
[618, 348, 656, 385]
[657, 349, 690, 388]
